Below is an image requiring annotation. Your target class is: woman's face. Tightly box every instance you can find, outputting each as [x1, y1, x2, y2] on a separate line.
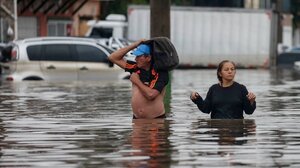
[219, 62, 236, 82]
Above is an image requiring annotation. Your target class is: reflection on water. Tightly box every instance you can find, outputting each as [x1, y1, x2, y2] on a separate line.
[158, 119, 257, 167]
[123, 119, 171, 168]
[0, 69, 300, 167]
[196, 119, 256, 146]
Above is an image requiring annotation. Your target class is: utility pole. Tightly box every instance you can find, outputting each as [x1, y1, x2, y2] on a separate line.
[150, 0, 171, 112]
[150, 0, 170, 38]
[14, 0, 18, 40]
[270, 0, 282, 67]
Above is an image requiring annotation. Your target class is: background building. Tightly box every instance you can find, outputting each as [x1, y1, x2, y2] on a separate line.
[0, 0, 101, 42]
[0, 0, 15, 42]
[1, 0, 300, 46]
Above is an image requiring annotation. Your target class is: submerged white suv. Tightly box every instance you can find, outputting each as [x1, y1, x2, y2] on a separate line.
[0, 37, 127, 82]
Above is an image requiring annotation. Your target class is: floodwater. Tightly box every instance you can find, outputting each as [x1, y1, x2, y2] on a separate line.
[0, 69, 300, 168]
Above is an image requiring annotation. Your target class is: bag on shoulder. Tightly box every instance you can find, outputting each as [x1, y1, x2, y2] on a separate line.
[145, 37, 179, 71]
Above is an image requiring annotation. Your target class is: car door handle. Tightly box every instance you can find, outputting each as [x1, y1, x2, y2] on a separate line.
[47, 65, 56, 69]
[80, 66, 88, 71]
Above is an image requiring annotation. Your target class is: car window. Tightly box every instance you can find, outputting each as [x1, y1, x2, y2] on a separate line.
[43, 44, 74, 61]
[76, 44, 108, 63]
[90, 27, 112, 38]
[97, 44, 114, 54]
[27, 45, 42, 60]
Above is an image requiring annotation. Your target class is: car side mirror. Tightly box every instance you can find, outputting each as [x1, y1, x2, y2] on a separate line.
[108, 60, 114, 67]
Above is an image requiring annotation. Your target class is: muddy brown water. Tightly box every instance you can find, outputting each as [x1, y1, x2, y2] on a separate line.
[0, 69, 300, 167]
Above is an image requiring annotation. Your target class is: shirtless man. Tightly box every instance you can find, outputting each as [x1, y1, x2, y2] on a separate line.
[108, 40, 169, 119]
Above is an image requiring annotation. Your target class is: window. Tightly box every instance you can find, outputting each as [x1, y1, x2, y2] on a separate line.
[57, 23, 65, 36]
[89, 27, 113, 38]
[27, 45, 42, 60]
[43, 44, 74, 61]
[48, 20, 72, 36]
[48, 24, 56, 36]
[76, 45, 108, 63]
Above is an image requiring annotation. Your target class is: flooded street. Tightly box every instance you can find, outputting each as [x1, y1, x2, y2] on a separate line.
[0, 69, 300, 167]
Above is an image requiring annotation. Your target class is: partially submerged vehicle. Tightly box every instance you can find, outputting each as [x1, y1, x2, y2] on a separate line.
[0, 37, 128, 82]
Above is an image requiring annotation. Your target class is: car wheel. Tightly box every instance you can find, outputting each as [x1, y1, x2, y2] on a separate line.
[23, 76, 44, 81]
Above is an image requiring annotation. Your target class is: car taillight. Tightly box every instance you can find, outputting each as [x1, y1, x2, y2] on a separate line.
[11, 50, 17, 60]
[6, 77, 14, 81]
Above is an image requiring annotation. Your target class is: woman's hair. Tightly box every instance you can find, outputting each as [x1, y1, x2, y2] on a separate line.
[217, 60, 236, 83]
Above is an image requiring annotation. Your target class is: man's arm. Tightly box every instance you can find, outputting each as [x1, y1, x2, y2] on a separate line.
[108, 40, 144, 69]
[130, 73, 160, 100]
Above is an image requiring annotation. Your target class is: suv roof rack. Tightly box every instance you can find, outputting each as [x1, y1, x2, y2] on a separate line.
[22, 36, 98, 43]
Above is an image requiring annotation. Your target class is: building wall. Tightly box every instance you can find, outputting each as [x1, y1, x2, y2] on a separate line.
[73, 1, 100, 36]
[0, 0, 15, 42]
[14, 0, 100, 38]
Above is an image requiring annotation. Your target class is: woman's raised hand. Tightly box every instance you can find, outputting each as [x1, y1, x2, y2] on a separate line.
[246, 92, 256, 105]
[190, 92, 200, 101]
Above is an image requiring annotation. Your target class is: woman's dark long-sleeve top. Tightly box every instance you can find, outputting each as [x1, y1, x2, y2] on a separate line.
[192, 82, 256, 119]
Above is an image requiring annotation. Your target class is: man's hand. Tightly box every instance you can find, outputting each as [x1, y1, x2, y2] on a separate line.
[246, 92, 256, 105]
[108, 39, 147, 69]
[130, 72, 159, 100]
[134, 39, 146, 47]
[130, 73, 140, 85]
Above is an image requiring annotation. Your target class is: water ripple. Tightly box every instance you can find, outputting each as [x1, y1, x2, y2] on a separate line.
[0, 69, 300, 167]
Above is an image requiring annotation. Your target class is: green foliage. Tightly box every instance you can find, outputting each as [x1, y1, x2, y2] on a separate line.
[102, 0, 198, 17]
[290, 0, 300, 28]
[101, 0, 149, 18]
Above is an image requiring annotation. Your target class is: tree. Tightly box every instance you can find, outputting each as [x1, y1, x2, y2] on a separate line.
[100, 0, 149, 19]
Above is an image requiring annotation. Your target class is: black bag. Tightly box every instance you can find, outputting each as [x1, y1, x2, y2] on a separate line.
[145, 37, 179, 71]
